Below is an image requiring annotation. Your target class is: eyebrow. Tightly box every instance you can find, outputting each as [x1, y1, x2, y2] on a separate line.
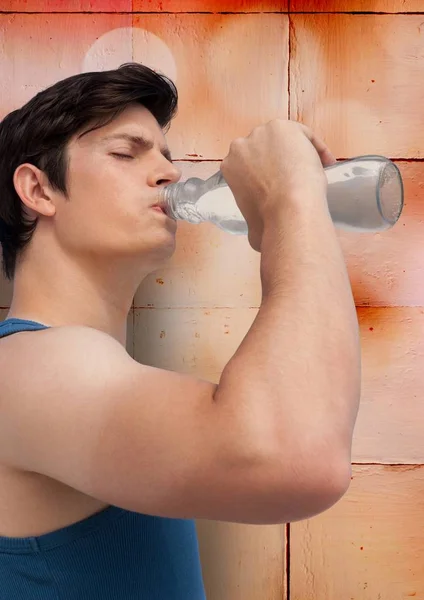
[101, 133, 173, 162]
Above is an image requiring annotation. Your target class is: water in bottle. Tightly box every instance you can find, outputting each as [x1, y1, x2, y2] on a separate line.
[160, 155, 404, 235]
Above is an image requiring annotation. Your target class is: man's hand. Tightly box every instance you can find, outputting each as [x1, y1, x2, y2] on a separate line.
[221, 120, 336, 251]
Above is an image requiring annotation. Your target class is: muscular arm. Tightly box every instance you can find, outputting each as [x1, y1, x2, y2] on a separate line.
[0, 121, 360, 525]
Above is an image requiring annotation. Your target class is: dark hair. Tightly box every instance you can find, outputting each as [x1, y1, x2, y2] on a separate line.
[0, 62, 178, 280]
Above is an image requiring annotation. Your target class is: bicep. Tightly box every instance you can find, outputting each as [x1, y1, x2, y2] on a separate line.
[1, 326, 333, 525]
[0, 326, 230, 518]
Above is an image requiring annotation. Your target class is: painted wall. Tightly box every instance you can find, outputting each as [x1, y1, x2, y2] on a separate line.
[1, 1, 423, 598]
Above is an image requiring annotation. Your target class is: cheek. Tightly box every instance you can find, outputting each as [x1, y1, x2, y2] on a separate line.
[58, 158, 155, 247]
[68, 150, 122, 199]
[55, 188, 143, 250]
[66, 161, 121, 221]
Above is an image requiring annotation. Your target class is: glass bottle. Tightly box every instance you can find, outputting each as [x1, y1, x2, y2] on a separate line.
[160, 155, 404, 234]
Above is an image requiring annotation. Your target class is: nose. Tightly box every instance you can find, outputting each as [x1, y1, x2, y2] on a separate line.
[148, 156, 182, 188]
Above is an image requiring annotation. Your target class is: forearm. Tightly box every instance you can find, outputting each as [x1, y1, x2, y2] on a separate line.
[215, 194, 360, 461]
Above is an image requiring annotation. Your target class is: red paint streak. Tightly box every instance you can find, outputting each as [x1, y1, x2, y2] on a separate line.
[0, 0, 130, 9]
[134, 0, 287, 11]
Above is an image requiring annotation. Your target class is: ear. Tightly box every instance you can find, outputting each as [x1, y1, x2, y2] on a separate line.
[13, 163, 56, 218]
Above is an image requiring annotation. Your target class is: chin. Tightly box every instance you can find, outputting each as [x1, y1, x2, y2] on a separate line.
[119, 221, 177, 267]
[143, 233, 177, 265]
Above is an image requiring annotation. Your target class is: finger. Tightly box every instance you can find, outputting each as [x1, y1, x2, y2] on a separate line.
[302, 125, 337, 167]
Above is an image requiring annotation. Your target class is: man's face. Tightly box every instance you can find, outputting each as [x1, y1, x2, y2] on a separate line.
[52, 103, 181, 269]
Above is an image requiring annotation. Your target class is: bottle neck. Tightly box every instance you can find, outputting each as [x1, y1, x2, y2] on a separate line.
[162, 178, 206, 224]
[162, 182, 186, 220]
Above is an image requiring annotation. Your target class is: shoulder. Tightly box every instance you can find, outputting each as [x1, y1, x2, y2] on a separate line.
[0, 324, 142, 471]
[0, 323, 129, 361]
[0, 324, 135, 407]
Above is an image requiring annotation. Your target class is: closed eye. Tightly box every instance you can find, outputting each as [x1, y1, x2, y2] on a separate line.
[111, 153, 134, 160]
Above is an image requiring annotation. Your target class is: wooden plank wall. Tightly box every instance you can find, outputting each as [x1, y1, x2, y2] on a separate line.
[1, 1, 423, 598]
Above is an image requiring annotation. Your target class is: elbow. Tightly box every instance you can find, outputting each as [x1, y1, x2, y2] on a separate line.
[239, 441, 352, 525]
[289, 454, 352, 522]
[270, 454, 351, 524]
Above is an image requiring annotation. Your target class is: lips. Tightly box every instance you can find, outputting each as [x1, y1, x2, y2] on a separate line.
[151, 205, 166, 214]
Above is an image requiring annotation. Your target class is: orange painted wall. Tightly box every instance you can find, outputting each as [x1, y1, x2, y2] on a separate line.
[1, 1, 423, 598]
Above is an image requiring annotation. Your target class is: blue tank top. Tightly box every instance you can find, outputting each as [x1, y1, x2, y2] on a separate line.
[0, 318, 206, 600]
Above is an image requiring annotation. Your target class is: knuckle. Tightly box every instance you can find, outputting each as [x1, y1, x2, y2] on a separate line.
[220, 157, 229, 171]
[229, 137, 245, 150]
[269, 118, 289, 128]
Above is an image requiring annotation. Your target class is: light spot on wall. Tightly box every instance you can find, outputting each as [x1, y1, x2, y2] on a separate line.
[82, 26, 177, 83]
[82, 26, 132, 72]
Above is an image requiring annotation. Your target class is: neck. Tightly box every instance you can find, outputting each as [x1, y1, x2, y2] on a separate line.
[9, 248, 153, 347]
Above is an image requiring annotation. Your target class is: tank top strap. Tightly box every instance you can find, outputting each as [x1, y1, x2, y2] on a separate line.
[0, 318, 50, 338]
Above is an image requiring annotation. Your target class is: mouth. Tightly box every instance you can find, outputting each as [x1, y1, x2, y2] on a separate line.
[150, 204, 177, 232]
[151, 205, 167, 214]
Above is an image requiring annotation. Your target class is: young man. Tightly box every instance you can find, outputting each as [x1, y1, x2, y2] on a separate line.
[0, 63, 360, 599]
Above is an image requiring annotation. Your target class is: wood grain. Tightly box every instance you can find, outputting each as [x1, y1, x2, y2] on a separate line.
[290, 14, 424, 158]
[132, 13, 289, 159]
[354, 307, 424, 463]
[0, 0, 132, 10]
[291, 0, 424, 11]
[0, 0, 289, 11]
[0, 13, 133, 119]
[197, 521, 286, 600]
[133, 0, 289, 11]
[290, 465, 424, 600]
[339, 161, 424, 307]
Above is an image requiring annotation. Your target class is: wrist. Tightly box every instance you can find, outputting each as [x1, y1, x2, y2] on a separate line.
[262, 187, 329, 228]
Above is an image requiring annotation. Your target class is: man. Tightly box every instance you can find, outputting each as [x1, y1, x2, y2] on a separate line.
[0, 63, 360, 599]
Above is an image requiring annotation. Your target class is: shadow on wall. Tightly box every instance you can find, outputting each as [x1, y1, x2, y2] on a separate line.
[339, 162, 424, 309]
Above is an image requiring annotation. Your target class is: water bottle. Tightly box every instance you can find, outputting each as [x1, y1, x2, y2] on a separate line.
[160, 155, 404, 234]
